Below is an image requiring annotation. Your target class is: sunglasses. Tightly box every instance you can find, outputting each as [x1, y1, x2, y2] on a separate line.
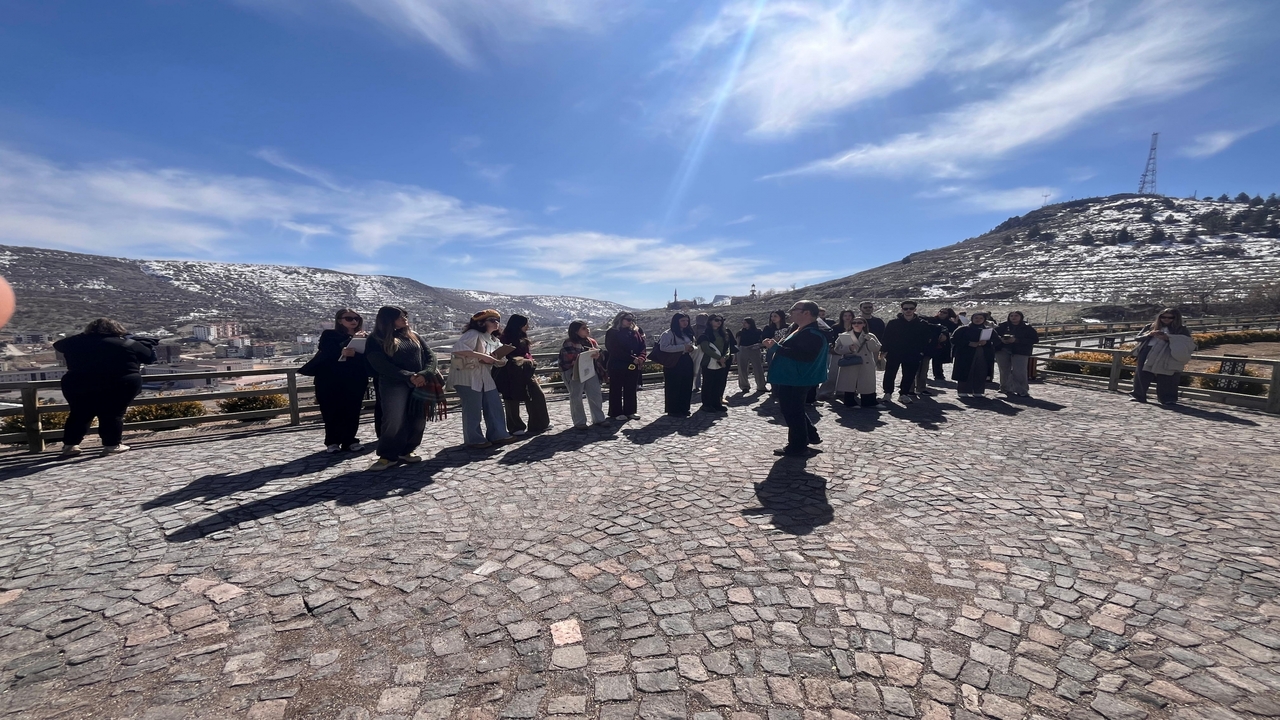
[1159, 315, 1174, 319]
[851, 321, 866, 325]
[341, 316, 360, 322]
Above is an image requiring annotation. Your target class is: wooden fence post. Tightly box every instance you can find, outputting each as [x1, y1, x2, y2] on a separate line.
[1107, 353, 1124, 393]
[286, 371, 301, 426]
[1267, 363, 1280, 415]
[21, 386, 43, 453]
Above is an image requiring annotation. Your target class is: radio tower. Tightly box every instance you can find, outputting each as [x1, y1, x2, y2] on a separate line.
[1138, 132, 1158, 195]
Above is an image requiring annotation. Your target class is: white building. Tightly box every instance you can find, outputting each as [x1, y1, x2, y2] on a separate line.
[193, 325, 218, 342]
[0, 366, 67, 383]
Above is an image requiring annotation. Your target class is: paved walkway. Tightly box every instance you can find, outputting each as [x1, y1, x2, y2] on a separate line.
[1, 383, 1278, 720]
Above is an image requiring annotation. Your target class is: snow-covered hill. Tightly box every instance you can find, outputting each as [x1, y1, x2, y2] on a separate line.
[719, 193, 1280, 319]
[0, 247, 632, 334]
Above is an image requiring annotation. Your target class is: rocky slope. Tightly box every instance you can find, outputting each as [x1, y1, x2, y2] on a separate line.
[684, 193, 1280, 325]
[0, 246, 632, 335]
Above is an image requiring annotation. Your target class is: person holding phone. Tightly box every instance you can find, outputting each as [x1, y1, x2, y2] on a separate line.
[1132, 308, 1195, 405]
[495, 314, 550, 436]
[559, 320, 609, 428]
[314, 308, 370, 453]
[54, 318, 158, 456]
[365, 306, 439, 469]
[994, 311, 1040, 397]
[604, 312, 647, 421]
[949, 311, 1002, 397]
[658, 313, 697, 417]
[450, 309, 514, 449]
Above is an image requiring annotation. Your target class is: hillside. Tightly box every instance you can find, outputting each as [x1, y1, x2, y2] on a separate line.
[0, 246, 632, 335]
[661, 193, 1280, 326]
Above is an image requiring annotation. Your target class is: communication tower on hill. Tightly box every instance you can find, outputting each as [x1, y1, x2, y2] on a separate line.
[1138, 132, 1159, 195]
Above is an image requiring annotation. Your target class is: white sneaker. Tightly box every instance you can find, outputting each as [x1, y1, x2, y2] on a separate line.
[103, 444, 130, 455]
[628, 414, 641, 420]
[326, 444, 342, 453]
[60, 444, 82, 457]
[347, 442, 364, 452]
[614, 415, 629, 421]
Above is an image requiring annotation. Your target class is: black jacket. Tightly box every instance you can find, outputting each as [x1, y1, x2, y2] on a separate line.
[365, 333, 437, 384]
[54, 333, 157, 377]
[313, 330, 372, 383]
[880, 314, 935, 358]
[859, 316, 887, 338]
[950, 325, 1004, 379]
[994, 322, 1040, 356]
[737, 327, 765, 347]
[924, 317, 960, 358]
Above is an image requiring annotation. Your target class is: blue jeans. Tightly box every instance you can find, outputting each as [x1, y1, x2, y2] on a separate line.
[376, 379, 426, 460]
[456, 386, 510, 445]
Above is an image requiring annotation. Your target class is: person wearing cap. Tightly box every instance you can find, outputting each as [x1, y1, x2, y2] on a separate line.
[604, 311, 647, 420]
[450, 309, 514, 449]
[495, 314, 550, 435]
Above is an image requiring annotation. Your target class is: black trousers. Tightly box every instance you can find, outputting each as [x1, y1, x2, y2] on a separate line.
[663, 358, 694, 416]
[504, 380, 550, 433]
[842, 392, 880, 407]
[700, 367, 730, 411]
[608, 367, 640, 417]
[931, 355, 947, 380]
[1134, 371, 1181, 404]
[776, 384, 819, 452]
[882, 356, 921, 396]
[61, 373, 142, 447]
[315, 375, 368, 447]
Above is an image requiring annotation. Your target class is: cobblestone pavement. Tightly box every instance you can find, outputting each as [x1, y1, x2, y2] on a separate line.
[1, 381, 1279, 720]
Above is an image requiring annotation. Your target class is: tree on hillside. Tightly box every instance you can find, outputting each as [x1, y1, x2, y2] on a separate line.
[1217, 194, 1230, 202]
[1116, 227, 1134, 244]
[1164, 213, 1177, 224]
[1250, 195, 1265, 207]
[1149, 227, 1167, 244]
[1235, 192, 1251, 203]
[1266, 193, 1279, 208]
[1076, 230, 1096, 245]
[1139, 206, 1155, 222]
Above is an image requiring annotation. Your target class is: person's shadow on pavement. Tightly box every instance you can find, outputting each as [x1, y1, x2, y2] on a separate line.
[742, 458, 834, 536]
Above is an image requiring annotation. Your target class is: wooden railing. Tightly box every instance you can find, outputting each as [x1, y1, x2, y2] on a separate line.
[0, 362, 666, 454]
[5, 314, 1278, 452]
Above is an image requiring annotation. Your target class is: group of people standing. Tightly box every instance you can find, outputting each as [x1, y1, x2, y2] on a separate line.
[49, 299, 1196, 462]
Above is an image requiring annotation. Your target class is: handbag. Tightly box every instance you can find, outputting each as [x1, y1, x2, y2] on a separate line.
[649, 340, 682, 369]
[411, 374, 449, 421]
[838, 354, 864, 367]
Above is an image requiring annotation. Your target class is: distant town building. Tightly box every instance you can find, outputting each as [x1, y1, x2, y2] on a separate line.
[712, 295, 732, 306]
[153, 345, 182, 363]
[13, 333, 52, 344]
[193, 325, 218, 342]
[0, 366, 67, 383]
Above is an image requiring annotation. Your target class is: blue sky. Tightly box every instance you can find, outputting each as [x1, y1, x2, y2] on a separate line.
[1, 0, 1277, 309]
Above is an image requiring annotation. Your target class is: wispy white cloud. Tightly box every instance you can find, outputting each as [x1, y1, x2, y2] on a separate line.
[726, 214, 755, 225]
[670, 0, 953, 137]
[0, 146, 514, 257]
[1180, 127, 1261, 158]
[329, 0, 619, 67]
[923, 185, 1059, 213]
[773, 0, 1238, 178]
[504, 231, 831, 293]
